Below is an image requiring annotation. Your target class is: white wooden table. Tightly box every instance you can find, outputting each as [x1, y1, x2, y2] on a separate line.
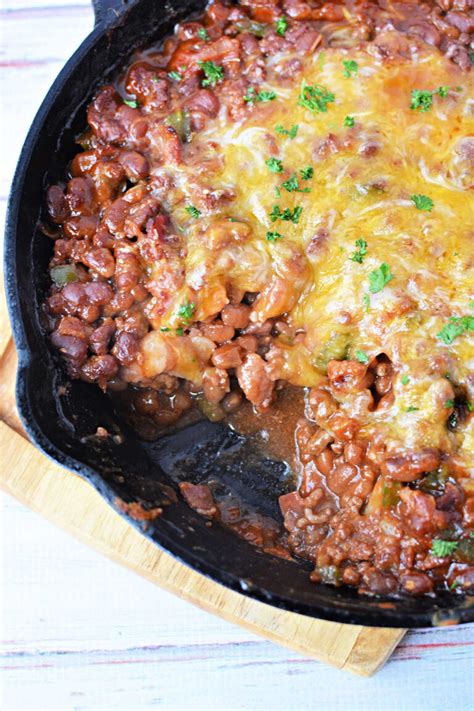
[1, 2, 473, 708]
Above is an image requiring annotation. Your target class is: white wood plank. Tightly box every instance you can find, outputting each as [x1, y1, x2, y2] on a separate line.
[1, 494, 473, 711]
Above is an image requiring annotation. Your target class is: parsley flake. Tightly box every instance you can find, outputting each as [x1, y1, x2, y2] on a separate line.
[160, 326, 170, 332]
[123, 99, 137, 108]
[275, 16, 288, 36]
[177, 302, 196, 323]
[265, 157, 283, 174]
[176, 327, 184, 336]
[342, 59, 358, 78]
[168, 71, 182, 81]
[444, 399, 455, 408]
[300, 166, 313, 180]
[410, 89, 433, 112]
[431, 539, 459, 557]
[437, 315, 474, 344]
[349, 238, 368, 264]
[185, 205, 201, 219]
[298, 80, 335, 114]
[354, 349, 369, 364]
[401, 375, 410, 385]
[269, 205, 302, 224]
[197, 27, 209, 41]
[363, 293, 370, 313]
[369, 263, 393, 293]
[266, 230, 284, 242]
[411, 194, 433, 211]
[199, 60, 224, 87]
[344, 115, 355, 127]
[406, 406, 420, 413]
[281, 173, 310, 193]
[276, 124, 298, 139]
[244, 87, 276, 104]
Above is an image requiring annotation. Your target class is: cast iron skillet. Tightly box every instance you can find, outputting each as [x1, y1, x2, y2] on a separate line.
[5, 0, 474, 628]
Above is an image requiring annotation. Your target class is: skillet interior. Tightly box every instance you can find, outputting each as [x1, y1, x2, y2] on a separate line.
[5, 0, 474, 627]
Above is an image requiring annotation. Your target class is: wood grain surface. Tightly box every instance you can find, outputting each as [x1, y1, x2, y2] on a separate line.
[1, 2, 473, 708]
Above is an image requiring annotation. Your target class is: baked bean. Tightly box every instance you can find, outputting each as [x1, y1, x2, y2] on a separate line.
[200, 321, 235, 343]
[202, 366, 230, 404]
[211, 343, 242, 369]
[221, 303, 250, 329]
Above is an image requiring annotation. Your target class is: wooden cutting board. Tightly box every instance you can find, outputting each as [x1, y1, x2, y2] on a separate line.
[0, 280, 405, 676]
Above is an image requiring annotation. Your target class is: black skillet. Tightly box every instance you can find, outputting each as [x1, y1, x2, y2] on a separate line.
[5, 0, 474, 628]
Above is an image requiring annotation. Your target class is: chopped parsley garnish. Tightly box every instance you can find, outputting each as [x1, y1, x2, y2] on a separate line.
[177, 302, 196, 323]
[265, 157, 284, 173]
[269, 205, 302, 224]
[410, 90, 433, 112]
[368, 263, 393, 293]
[344, 115, 355, 127]
[256, 90, 276, 102]
[176, 327, 184, 336]
[298, 80, 335, 114]
[300, 166, 313, 180]
[437, 315, 474, 344]
[431, 539, 459, 557]
[244, 87, 277, 104]
[354, 349, 369, 364]
[274, 186, 281, 198]
[275, 16, 288, 36]
[444, 399, 455, 408]
[411, 194, 433, 211]
[401, 375, 410, 385]
[363, 293, 370, 313]
[197, 27, 209, 41]
[123, 99, 137, 108]
[168, 71, 182, 81]
[406, 406, 419, 413]
[281, 173, 310, 193]
[467, 402, 474, 413]
[342, 59, 358, 78]
[266, 230, 284, 242]
[349, 238, 368, 264]
[160, 326, 170, 332]
[199, 60, 224, 87]
[410, 86, 451, 112]
[276, 124, 298, 139]
[185, 205, 201, 218]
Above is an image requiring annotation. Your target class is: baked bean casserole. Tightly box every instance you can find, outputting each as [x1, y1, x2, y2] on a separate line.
[44, 0, 474, 597]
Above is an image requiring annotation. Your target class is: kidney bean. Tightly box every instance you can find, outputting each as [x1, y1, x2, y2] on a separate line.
[185, 89, 220, 117]
[81, 354, 119, 382]
[220, 303, 250, 329]
[64, 215, 99, 239]
[200, 321, 235, 343]
[66, 177, 97, 216]
[221, 391, 243, 413]
[235, 335, 258, 352]
[51, 331, 88, 363]
[382, 448, 441, 482]
[47, 185, 70, 224]
[118, 150, 149, 181]
[83, 248, 116, 278]
[400, 572, 434, 595]
[84, 281, 114, 305]
[90, 320, 116, 355]
[112, 331, 140, 365]
[211, 343, 242, 369]
[202, 366, 230, 403]
[236, 353, 274, 409]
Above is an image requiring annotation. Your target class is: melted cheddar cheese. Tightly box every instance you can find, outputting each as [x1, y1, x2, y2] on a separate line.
[139, 40, 474, 470]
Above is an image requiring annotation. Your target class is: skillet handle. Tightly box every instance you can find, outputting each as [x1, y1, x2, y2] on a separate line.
[92, 0, 133, 26]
